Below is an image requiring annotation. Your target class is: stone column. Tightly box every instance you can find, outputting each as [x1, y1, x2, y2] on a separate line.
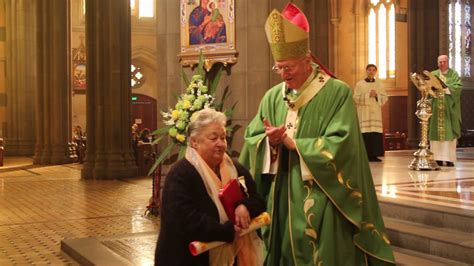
[306, 0, 329, 68]
[4, 0, 37, 156]
[82, 0, 137, 179]
[34, 0, 71, 164]
[353, 0, 366, 86]
[0, 0, 5, 138]
[407, 0, 439, 147]
[329, 0, 340, 75]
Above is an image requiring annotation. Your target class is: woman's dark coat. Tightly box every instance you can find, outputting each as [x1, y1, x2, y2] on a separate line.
[155, 158, 266, 266]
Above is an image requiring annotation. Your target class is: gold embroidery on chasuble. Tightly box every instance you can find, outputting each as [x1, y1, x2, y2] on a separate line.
[315, 139, 364, 207]
[436, 73, 446, 140]
[337, 172, 344, 186]
[437, 91, 446, 140]
[361, 222, 392, 245]
[303, 180, 321, 265]
[320, 150, 334, 161]
[315, 137, 324, 149]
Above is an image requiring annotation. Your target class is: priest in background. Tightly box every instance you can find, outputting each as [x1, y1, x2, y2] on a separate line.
[353, 64, 388, 162]
[430, 55, 463, 167]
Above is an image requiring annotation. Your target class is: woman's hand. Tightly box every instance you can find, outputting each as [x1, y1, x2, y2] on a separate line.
[234, 204, 251, 229]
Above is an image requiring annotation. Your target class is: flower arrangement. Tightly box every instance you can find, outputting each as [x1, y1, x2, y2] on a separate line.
[161, 74, 215, 144]
[148, 53, 236, 175]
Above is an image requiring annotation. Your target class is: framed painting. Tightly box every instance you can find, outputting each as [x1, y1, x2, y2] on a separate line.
[72, 35, 87, 93]
[73, 63, 86, 91]
[178, 0, 237, 70]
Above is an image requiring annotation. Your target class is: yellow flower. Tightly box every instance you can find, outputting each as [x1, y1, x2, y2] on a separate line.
[176, 133, 186, 142]
[183, 100, 192, 109]
[171, 110, 180, 120]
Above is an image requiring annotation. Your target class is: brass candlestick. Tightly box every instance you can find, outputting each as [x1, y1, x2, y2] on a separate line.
[408, 72, 440, 171]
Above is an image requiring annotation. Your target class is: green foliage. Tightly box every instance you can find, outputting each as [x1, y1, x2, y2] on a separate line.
[148, 53, 240, 176]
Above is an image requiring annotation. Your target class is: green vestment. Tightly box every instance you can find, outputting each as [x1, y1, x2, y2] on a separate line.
[429, 69, 463, 141]
[239, 73, 395, 266]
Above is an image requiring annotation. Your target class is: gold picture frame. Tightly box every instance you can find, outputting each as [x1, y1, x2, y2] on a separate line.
[178, 0, 237, 70]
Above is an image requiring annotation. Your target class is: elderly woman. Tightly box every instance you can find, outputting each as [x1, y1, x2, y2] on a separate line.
[155, 108, 266, 266]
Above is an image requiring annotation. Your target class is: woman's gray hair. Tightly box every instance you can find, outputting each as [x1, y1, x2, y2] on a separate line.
[187, 108, 227, 139]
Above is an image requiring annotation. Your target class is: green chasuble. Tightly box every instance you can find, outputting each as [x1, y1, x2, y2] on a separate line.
[239, 72, 395, 265]
[429, 69, 463, 141]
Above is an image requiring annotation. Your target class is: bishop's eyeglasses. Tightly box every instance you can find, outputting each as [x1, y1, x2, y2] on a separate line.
[272, 64, 299, 74]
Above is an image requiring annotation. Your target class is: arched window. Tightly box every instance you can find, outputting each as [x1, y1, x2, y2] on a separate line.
[368, 0, 396, 79]
[448, 0, 472, 77]
[131, 0, 155, 18]
[83, 0, 155, 18]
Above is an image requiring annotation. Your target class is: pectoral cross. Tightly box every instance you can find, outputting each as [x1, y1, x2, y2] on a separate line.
[283, 95, 295, 108]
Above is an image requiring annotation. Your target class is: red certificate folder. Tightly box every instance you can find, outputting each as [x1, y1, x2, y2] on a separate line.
[219, 178, 245, 223]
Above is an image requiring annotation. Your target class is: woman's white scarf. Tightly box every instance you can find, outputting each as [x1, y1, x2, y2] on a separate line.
[185, 147, 263, 266]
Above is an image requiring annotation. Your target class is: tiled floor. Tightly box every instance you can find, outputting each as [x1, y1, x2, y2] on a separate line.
[371, 148, 474, 211]
[0, 157, 159, 265]
[0, 148, 473, 265]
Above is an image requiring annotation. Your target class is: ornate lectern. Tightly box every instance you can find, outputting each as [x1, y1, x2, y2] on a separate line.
[408, 71, 445, 170]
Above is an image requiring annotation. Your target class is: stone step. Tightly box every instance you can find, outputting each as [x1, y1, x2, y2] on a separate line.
[384, 217, 474, 264]
[393, 246, 469, 266]
[378, 196, 474, 233]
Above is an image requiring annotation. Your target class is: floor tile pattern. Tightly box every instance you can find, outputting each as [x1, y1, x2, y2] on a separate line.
[0, 158, 159, 265]
[372, 149, 474, 211]
[102, 235, 156, 265]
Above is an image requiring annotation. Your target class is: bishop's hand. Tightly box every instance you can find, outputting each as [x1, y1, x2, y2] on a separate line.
[263, 118, 286, 146]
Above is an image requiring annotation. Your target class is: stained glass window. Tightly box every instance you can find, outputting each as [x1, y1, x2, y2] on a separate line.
[368, 0, 396, 79]
[131, 64, 145, 88]
[85, 1, 155, 18]
[448, 0, 472, 77]
[130, 0, 154, 18]
[139, 0, 154, 18]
